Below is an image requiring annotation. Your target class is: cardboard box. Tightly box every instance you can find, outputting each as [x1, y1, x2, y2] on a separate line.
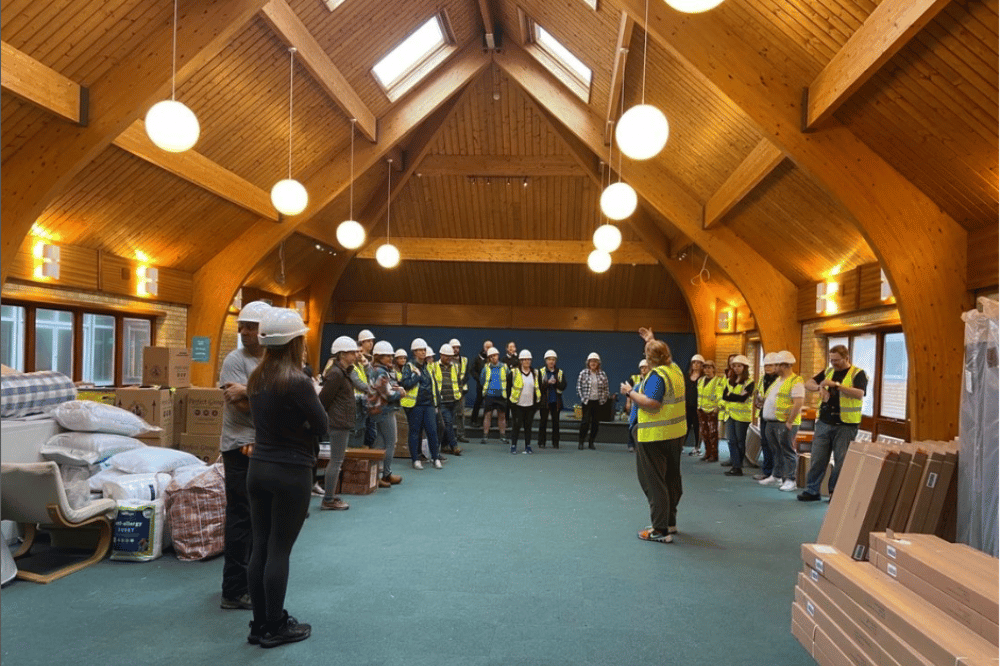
[142, 346, 191, 388]
[394, 411, 409, 458]
[338, 463, 377, 495]
[921, 450, 957, 534]
[185, 387, 225, 436]
[869, 532, 999, 625]
[873, 448, 911, 533]
[817, 442, 898, 560]
[815, 623, 875, 666]
[790, 600, 816, 657]
[135, 430, 174, 449]
[905, 450, 945, 532]
[796, 451, 833, 495]
[888, 449, 927, 532]
[801, 543, 997, 666]
[179, 433, 221, 464]
[173, 388, 188, 448]
[115, 387, 174, 445]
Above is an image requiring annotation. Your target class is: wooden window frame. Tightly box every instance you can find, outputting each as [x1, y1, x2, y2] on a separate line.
[2, 297, 158, 387]
[519, 11, 592, 104]
[371, 12, 457, 103]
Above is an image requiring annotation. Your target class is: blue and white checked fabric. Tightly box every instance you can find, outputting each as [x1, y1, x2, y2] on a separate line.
[1, 371, 77, 419]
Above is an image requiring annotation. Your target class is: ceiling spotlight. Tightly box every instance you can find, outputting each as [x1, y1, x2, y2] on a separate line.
[522, 177, 528, 188]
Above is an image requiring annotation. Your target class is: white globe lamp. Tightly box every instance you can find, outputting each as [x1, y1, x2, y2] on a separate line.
[587, 249, 612, 274]
[593, 224, 623, 253]
[665, 0, 725, 13]
[600, 182, 638, 221]
[616, 104, 669, 161]
[270, 179, 309, 216]
[145, 100, 200, 153]
[376, 243, 401, 268]
[336, 220, 365, 249]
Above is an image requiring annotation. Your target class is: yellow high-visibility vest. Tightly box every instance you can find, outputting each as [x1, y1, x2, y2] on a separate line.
[353, 361, 369, 397]
[775, 374, 804, 425]
[636, 363, 687, 442]
[400, 362, 438, 408]
[724, 379, 754, 423]
[824, 365, 862, 424]
[432, 362, 463, 403]
[510, 369, 541, 404]
[697, 376, 723, 412]
[481, 365, 508, 396]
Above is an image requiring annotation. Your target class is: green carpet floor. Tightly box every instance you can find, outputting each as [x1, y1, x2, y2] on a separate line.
[1, 438, 826, 665]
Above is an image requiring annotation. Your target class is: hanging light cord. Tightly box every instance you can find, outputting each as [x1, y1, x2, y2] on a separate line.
[286, 48, 297, 179]
[691, 251, 711, 286]
[641, 0, 650, 105]
[349, 118, 356, 219]
[170, 0, 178, 100]
[618, 59, 627, 183]
[386, 159, 392, 242]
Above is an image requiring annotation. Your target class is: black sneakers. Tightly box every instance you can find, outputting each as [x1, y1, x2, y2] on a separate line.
[797, 491, 821, 502]
[221, 593, 253, 610]
[259, 611, 311, 648]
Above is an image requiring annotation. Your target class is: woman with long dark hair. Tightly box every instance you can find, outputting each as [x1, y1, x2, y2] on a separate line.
[721, 355, 753, 476]
[245, 309, 328, 648]
[685, 355, 705, 456]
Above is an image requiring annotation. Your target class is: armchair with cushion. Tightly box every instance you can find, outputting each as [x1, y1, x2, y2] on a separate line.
[1, 461, 116, 583]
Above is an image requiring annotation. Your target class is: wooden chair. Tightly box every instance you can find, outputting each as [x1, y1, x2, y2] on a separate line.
[1, 462, 116, 584]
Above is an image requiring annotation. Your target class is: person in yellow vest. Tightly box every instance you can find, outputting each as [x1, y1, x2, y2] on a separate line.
[393, 348, 408, 380]
[536, 350, 566, 449]
[721, 354, 753, 476]
[750, 352, 780, 480]
[480, 347, 510, 444]
[621, 335, 686, 544]
[696, 361, 724, 462]
[349, 335, 374, 449]
[449, 338, 471, 444]
[757, 350, 805, 492]
[624, 360, 650, 453]
[357, 330, 378, 449]
[798, 344, 868, 501]
[399, 338, 442, 470]
[509, 349, 541, 454]
[433, 343, 464, 457]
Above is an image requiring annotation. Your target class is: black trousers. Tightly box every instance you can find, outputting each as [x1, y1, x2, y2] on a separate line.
[471, 382, 485, 423]
[579, 400, 602, 444]
[537, 402, 561, 447]
[221, 448, 252, 600]
[247, 458, 312, 625]
[510, 404, 537, 447]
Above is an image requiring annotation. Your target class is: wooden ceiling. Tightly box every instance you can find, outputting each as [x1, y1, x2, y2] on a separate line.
[2, 0, 996, 314]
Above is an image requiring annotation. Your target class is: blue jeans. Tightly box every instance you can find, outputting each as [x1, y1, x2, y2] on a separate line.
[764, 420, 798, 480]
[438, 401, 458, 451]
[805, 420, 858, 496]
[725, 419, 750, 470]
[370, 410, 398, 477]
[406, 405, 440, 461]
[758, 421, 775, 476]
[349, 397, 368, 448]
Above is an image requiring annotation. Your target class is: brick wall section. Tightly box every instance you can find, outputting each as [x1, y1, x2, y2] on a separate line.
[216, 314, 238, 371]
[2, 281, 187, 347]
[799, 307, 900, 409]
[714, 333, 744, 370]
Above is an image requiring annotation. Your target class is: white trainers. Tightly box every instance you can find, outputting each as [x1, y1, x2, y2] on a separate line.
[779, 479, 797, 492]
[412, 460, 423, 470]
[433, 459, 443, 469]
[758, 475, 780, 487]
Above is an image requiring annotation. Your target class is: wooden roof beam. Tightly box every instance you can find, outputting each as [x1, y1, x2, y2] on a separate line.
[703, 138, 785, 230]
[416, 154, 584, 177]
[113, 121, 279, 221]
[1, 41, 87, 125]
[355, 238, 656, 264]
[804, 0, 952, 130]
[604, 12, 635, 145]
[614, 0, 970, 439]
[477, 0, 498, 51]
[1, 0, 269, 287]
[260, 0, 377, 142]
[186, 43, 489, 385]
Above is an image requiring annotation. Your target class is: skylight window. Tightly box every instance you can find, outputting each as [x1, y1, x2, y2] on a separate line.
[520, 16, 592, 103]
[534, 25, 592, 88]
[372, 14, 455, 102]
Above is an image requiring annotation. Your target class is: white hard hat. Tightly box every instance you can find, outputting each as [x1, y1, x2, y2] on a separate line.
[731, 355, 751, 367]
[411, 337, 428, 351]
[426, 349, 435, 357]
[258, 308, 308, 347]
[691, 354, 705, 363]
[237, 300, 272, 324]
[519, 349, 532, 360]
[762, 352, 778, 365]
[544, 349, 557, 359]
[486, 347, 500, 357]
[587, 352, 601, 363]
[330, 335, 357, 354]
[394, 348, 408, 358]
[639, 360, 649, 368]
[372, 341, 394, 356]
[449, 338, 461, 348]
[357, 329, 375, 342]
[777, 351, 796, 365]
[439, 343, 455, 356]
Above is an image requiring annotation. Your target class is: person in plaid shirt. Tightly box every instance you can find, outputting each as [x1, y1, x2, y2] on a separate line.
[576, 353, 610, 450]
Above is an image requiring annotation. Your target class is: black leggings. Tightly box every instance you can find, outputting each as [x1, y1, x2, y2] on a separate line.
[247, 458, 312, 625]
[510, 404, 537, 447]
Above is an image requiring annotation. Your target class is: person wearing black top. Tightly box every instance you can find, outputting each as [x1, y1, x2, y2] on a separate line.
[684, 355, 705, 455]
[751, 353, 781, 481]
[245, 309, 328, 649]
[798, 345, 868, 501]
[470, 340, 491, 425]
[537, 350, 567, 449]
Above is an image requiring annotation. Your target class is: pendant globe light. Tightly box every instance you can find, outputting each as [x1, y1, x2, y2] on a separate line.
[593, 162, 623, 251]
[600, 110, 637, 221]
[145, 0, 200, 152]
[270, 48, 309, 216]
[587, 249, 612, 274]
[336, 119, 366, 248]
[615, 0, 669, 161]
[376, 159, 400, 269]
[665, 0, 725, 12]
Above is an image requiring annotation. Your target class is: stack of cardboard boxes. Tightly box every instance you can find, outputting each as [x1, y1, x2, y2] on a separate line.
[793, 535, 997, 666]
[336, 448, 384, 495]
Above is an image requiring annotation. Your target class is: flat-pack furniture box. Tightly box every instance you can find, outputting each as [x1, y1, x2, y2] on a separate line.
[178, 433, 221, 464]
[142, 347, 191, 388]
[184, 388, 225, 436]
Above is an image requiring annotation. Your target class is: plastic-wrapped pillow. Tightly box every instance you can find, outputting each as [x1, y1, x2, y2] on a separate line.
[107, 447, 201, 474]
[42, 433, 147, 467]
[89, 467, 128, 493]
[102, 473, 173, 501]
[171, 463, 209, 488]
[52, 400, 161, 437]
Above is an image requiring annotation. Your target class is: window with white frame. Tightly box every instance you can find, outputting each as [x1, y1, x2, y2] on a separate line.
[524, 19, 593, 103]
[1, 304, 26, 371]
[82, 313, 116, 386]
[35, 308, 74, 376]
[372, 14, 455, 102]
[123, 318, 151, 385]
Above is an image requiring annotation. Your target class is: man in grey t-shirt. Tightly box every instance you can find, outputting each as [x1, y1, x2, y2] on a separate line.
[218, 301, 269, 610]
